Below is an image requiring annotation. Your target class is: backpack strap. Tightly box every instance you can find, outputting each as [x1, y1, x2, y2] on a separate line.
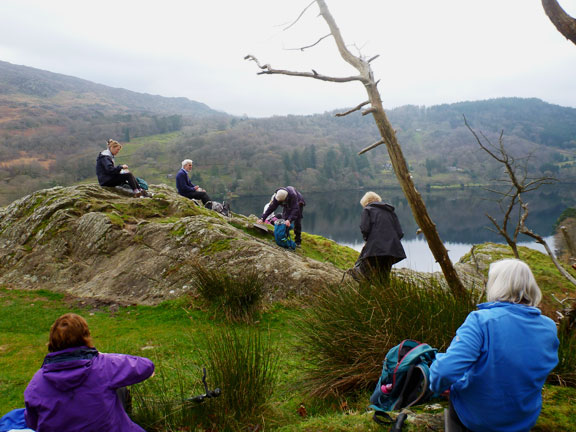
[372, 409, 394, 426]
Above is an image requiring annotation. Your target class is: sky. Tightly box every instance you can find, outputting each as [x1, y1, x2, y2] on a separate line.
[1, 0, 576, 118]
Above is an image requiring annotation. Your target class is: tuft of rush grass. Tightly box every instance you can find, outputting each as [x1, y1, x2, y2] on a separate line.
[191, 262, 265, 323]
[131, 327, 279, 432]
[299, 275, 477, 397]
[548, 309, 576, 387]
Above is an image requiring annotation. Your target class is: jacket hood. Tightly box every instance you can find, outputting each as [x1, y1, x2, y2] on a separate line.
[99, 149, 113, 158]
[41, 347, 98, 392]
[367, 202, 395, 212]
[477, 301, 541, 316]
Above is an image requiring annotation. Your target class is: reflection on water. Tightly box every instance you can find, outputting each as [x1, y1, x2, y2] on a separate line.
[229, 185, 573, 272]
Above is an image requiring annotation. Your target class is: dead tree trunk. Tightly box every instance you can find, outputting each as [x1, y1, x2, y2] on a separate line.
[542, 0, 576, 45]
[246, 0, 466, 297]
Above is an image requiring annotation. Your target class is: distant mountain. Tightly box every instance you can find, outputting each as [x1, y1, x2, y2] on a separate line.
[1, 60, 575, 206]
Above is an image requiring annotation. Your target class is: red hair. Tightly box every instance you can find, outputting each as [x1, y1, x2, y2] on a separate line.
[48, 313, 94, 352]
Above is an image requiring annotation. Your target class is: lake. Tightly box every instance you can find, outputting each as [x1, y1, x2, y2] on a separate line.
[229, 185, 574, 272]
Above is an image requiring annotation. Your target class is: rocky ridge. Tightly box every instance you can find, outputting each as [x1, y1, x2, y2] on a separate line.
[0, 184, 347, 304]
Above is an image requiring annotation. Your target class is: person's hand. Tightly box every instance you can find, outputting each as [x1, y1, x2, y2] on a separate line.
[122, 164, 129, 169]
[285, 220, 291, 227]
[256, 219, 264, 224]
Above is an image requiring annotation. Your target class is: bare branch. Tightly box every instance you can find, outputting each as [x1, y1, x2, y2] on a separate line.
[286, 34, 332, 51]
[335, 101, 370, 117]
[244, 55, 363, 83]
[368, 55, 380, 63]
[362, 107, 377, 116]
[283, 0, 316, 31]
[358, 139, 386, 155]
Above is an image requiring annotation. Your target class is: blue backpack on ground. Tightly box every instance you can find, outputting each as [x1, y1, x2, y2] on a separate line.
[0, 408, 33, 432]
[273, 220, 296, 250]
[369, 339, 437, 425]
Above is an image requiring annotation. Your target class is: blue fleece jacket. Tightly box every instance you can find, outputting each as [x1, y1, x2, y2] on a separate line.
[430, 302, 558, 432]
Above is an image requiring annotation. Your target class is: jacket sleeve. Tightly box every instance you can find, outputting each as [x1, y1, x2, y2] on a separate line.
[360, 208, 371, 241]
[24, 405, 39, 430]
[100, 155, 122, 176]
[261, 199, 279, 220]
[429, 312, 483, 393]
[102, 354, 155, 389]
[391, 212, 404, 239]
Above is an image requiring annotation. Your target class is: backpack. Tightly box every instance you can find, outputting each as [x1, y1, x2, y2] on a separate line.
[136, 177, 149, 190]
[369, 339, 437, 424]
[207, 201, 230, 217]
[273, 220, 296, 250]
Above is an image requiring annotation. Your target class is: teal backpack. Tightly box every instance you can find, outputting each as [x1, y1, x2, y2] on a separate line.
[369, 339, 437, 425]
[274, 221, 296, 250]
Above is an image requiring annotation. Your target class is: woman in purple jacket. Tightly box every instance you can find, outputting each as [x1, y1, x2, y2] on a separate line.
[24, 313, 155, 432]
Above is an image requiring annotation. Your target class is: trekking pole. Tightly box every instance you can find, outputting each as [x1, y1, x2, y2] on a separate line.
[389, 412, 407, 432]
[186, 367, 221, 403]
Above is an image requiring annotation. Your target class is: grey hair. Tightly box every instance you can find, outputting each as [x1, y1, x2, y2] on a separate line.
[181, 159, 193, 168]
[360, 191, 382, 208]
[486, 259, 542, 306]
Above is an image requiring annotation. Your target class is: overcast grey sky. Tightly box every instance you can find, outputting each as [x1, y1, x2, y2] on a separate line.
[1, 0, 576, 117]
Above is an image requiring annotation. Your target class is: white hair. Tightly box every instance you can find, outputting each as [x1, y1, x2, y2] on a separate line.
[486, 259, 542, 307]
[181, 159, 193, 168]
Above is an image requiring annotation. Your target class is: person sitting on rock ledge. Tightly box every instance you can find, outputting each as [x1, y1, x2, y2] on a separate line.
[24, 313, 155, 432]
[176, 159, 212, 209]
[96, 139, 147, 197]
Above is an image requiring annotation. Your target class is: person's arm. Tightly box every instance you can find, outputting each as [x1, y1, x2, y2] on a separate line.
[100, 156, 122, 175]
[391, 212, 404, 239]
[24, 404, 39, 430]
[176, 170, 196, 194]
[360, 208, 371, 241]
[429, 313, 483, 393]
[261, 199, 279, 221]
[103, 354, 155, 389]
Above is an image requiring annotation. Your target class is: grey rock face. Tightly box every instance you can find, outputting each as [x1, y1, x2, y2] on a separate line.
[0, 184, 344, 304]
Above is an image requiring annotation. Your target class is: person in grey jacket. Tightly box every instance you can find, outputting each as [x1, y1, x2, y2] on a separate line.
[356, 191, 406, 281]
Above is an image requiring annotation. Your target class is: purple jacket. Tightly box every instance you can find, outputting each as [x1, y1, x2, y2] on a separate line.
[24, 347, 154, 432]
[261, 186, 305, 223]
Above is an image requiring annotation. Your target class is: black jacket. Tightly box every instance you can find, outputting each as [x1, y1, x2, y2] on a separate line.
[96, 150, 122, 186]
[358, 202, 406, 263]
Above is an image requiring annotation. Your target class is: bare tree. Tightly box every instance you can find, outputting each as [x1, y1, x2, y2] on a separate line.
[542, 0, 576, 45]
[245, 0, 466, 297]
[465, 119, 576, 286]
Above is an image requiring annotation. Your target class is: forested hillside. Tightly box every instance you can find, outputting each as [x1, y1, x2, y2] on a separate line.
[1, 60, 575, 205]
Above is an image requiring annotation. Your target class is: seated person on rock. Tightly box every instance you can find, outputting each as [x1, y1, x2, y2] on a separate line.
[96, 139, 147, 197]
[176, 159, 212, 209]
[429, 259, 559, 432]
[24, 313, 155, 432]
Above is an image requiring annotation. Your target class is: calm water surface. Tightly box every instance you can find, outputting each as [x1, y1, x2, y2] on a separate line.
[229, 185, 573, 272]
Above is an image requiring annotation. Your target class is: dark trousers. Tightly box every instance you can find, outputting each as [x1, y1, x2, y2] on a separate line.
[293, 204, 304, 244]
[184, 190, 212, 208]
[446, 399, 473, 432]
[102, 173, 139, 191]
[359, 256, 395, 283]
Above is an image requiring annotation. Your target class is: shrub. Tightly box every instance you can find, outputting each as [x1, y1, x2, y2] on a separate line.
[549, 308, 576, 387]
[299, 275, 477, 397]
[192, 262, 265, 323]
[131, 327, 278, 431]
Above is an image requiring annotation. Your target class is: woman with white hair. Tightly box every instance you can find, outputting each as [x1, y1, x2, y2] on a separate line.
[355, 191, 406, 281]
[430, 259, 559, 432]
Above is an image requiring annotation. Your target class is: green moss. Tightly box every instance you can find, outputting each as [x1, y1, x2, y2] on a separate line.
[106, 212, 125, 228]
[201, 238, 232, 255]
[299, 233, 357, 270]
[534, 386, 576, 431]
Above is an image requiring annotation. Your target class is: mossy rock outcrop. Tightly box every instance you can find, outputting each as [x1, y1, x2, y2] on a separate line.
[0, 184, 348, 304]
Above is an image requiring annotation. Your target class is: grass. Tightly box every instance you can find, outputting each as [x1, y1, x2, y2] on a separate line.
[299, 275, 477, 397]
[1, 253, 575, 432]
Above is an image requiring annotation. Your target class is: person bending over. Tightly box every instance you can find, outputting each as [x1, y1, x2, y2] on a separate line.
[430, 259, 559, 432]
[257, 186, 306, 246]
[176, 159, 212, 209]
[24, 313, 155, 432]
[96, 139, 146, 197]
